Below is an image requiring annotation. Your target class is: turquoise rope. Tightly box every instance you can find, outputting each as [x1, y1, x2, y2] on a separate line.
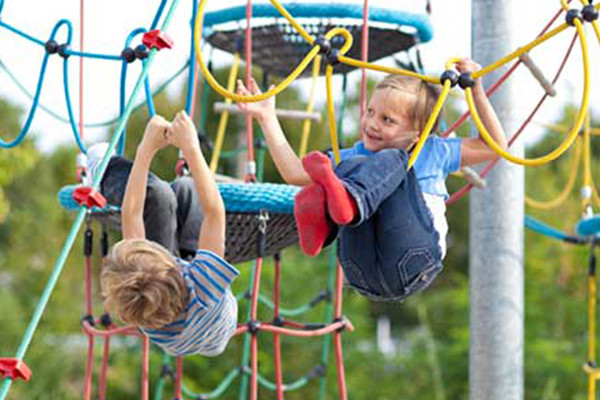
[150, 0, 169, 30]
[0, 58, 189, 129]
[184, 0, 199, 114]
[143, 59, 157, 117]
[118, 28, 146, 155]
[0, 0, 182, 397]
[0, 20, 45, 46]
[0, 19, 68, 149]
[62, 55, 87, 153]
[64, 50, 121, 61]
[183, 369, 240, 399]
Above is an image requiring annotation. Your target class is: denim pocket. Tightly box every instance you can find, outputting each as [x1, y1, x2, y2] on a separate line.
[340, 257, 379, 298]
[397, 247, 442, 298]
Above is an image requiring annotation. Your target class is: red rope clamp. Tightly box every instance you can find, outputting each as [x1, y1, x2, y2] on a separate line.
[73, 187, 107, 209]
[142, 30, 174, 50]
[0, 358, 32, 381]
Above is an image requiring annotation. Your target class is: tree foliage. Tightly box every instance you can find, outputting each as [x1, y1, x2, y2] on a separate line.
[1, 73, 599, 400]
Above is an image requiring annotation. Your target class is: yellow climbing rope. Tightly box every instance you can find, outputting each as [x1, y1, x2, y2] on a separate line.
[299, 56, 322, 158]
[194, 0, 597, 169]
[524, 136, 581, 210]
[210, 52, 240, 172]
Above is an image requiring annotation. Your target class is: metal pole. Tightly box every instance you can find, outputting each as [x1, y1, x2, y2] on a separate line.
[470, 1, 523, 400]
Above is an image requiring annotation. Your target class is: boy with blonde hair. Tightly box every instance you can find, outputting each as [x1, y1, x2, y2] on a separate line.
[101, 111, 239, 356]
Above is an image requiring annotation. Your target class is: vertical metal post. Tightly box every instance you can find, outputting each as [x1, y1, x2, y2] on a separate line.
[470, 1, 523, 400]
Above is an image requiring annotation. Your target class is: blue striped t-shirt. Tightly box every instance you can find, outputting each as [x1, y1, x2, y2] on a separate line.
[143, 250, 240, 357]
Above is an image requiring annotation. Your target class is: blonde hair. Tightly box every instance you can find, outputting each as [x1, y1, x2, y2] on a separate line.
[101, 239, 187, 329]
[375, 74, 441, 133]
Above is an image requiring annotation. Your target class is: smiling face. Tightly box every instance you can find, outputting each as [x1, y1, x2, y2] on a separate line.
[361, 88, 420, 152]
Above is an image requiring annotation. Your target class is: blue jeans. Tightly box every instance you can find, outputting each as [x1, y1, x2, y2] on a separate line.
[101, 157, 204, 258]
[335, 149, 442, 301]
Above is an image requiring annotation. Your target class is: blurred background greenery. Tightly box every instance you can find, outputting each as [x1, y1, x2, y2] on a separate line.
[0, 67, 597, 400]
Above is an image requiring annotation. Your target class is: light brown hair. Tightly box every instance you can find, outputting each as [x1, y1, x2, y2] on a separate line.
[101, 239, 187, 329]
[375, 74, 441, 133]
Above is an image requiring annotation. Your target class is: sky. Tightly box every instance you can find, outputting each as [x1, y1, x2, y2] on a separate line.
[0, 0, 595, 153]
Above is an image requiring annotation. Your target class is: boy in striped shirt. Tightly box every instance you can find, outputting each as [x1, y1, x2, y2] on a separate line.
[101, 111, 239, 356]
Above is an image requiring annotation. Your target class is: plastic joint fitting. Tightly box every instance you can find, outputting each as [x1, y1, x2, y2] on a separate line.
[458, 72, 476, 89]
[142, 29, 174, 50]
[45, 40, 59, 54]
[73, 186, 107, 209]
[57, 44, 71, 59]
[583, 5, 599, 22]
[326, 48, 341, 66]
[81, 314, 95, 327]
[440, 70, 459, 87]
[100, 313, 112, 327]
[134, 44, 149, 60]
[121, 47, 137, 63]
[0, 358, 32, 381]
[333, 317, 347, 332]
[313, 35, 332, 55]
[247, 320, 260, 334]
[84, 229, 93, 257]
[566, 9, 583, 26]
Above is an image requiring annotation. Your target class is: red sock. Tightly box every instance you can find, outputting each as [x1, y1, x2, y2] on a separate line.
[302, 151, 358, 225]
[294, 184, 334, 256]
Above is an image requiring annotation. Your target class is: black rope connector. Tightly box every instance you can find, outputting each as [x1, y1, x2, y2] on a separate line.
[440, 70, 459, 87]
[566, 9, 583, 26]
[587, 361, 598, 368]
[121, 47, 137, 63]
[589, 243, 597, 277]
[234, 37, 245, 54]
[254, 137, 266, 150]
[134, 44, 149, 60]
[314, 36, 332, 55]
[57, 44, 71, 59]
[274, 252, 281, 262]
[100, 313, 112, 327]
[247, 320, 261, 334]
[307, 364, 326, 379]
[84, 228, 93, 257]
[244, 290, 252, 300]
[304, 323, 327, 330]
[81, 314, 95, 327]
[160, 364, 175, 378]
[333, 317, 347, 332]
[458, 72, 476, 89]
[583, 5, 599, 22]
[101, 230, 109, 257]
[272, 316, 285, 326]
[309, 290, 332, 307]
[326, 48, 341, 66]
[45, 40, 59, 54]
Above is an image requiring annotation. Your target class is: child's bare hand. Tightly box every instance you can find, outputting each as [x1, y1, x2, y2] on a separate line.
[139, 115, 170, 154]
[168, 111, 200, 153]
[236, 78, 276, 122]
[456, 57, 483, 89]
[455, 57, 482, 74]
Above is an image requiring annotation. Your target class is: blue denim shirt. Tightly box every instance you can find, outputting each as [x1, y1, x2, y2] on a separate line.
[330, 137, 462, 201]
